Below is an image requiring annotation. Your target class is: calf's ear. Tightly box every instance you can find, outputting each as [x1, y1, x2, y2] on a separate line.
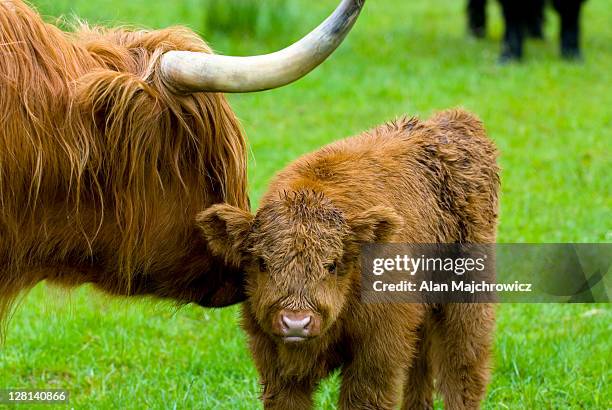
[196, 204, 254, 266]
[348, 206, 403, 243]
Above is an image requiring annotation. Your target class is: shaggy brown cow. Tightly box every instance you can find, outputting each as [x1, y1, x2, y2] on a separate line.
[0, 0, 364, 330]
[199, 109, 499, 409]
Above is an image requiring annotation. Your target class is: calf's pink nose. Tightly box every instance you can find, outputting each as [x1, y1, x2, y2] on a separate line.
[279, 310, 314, 337]
[283, 313, 311, 330]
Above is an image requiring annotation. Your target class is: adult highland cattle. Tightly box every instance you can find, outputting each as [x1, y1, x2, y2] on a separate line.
[0, 0, 365, 329]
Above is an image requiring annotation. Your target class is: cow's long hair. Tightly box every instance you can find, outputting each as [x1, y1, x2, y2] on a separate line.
[0, 0, 248, 328]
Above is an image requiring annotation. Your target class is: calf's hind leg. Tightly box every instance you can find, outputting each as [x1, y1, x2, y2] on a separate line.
[431, 303, 495, 410]
[402, 323, 434, 410]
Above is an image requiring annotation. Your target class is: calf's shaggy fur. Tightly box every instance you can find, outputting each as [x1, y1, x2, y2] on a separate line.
[199, 109, 499, 409]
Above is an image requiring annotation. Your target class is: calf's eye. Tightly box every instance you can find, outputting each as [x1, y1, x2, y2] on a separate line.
[325, 262, 337, 274]
[258, 257, 267, 272]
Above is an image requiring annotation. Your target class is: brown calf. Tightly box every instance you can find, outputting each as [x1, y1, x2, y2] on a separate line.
[199, 109, 500, 409]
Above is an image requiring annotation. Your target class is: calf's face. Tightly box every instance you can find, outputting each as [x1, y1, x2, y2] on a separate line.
[198, 192, 401, 344]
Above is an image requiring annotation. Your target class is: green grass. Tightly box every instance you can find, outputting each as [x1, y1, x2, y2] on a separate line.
[1, 0, 611, 408]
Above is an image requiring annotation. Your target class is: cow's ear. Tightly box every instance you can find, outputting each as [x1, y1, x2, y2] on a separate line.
[196, 204, 254, 266]
[348, 206, 403, 243]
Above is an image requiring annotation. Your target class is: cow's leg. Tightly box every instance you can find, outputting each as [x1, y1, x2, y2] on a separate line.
[402, 323, 434, 410]
[498, 0, 526, 62]
[552, 0, 585, 59]
[526, 0, 545, 39]
[431, 303, 495, 410]
[467, 0, 487, 38]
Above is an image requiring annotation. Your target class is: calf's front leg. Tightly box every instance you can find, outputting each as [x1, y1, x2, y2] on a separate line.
[261, 377, 317, 410]
[339, 328, 416, 410]
[339, 359, 405, 410]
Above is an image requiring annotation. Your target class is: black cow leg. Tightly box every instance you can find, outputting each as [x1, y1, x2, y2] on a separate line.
[501, 25, 524, 62]
[499, 0, 525, 62]
[526, 0, 545, 39]
[552, 0, 585, 60]
[467, 0, 487, 38]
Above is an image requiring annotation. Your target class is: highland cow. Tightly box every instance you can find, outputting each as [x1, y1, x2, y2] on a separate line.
[199, 109, 500, 409]
[0, 0, 364, 329]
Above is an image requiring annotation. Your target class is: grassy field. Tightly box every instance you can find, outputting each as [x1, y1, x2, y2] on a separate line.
[1, 0, 611, 408]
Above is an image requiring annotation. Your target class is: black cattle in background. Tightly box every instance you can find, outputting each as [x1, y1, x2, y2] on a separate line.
[499, 0, 586, 61]
[467, 0, 545, 40]
[467, 0, 488, 38]
[466, 0, 587, 61]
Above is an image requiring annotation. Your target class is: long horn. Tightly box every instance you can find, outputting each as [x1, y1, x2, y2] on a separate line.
[160, 0, 365, 93]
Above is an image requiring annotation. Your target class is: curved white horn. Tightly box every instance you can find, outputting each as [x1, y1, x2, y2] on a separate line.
[160, 0, 365, 93]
